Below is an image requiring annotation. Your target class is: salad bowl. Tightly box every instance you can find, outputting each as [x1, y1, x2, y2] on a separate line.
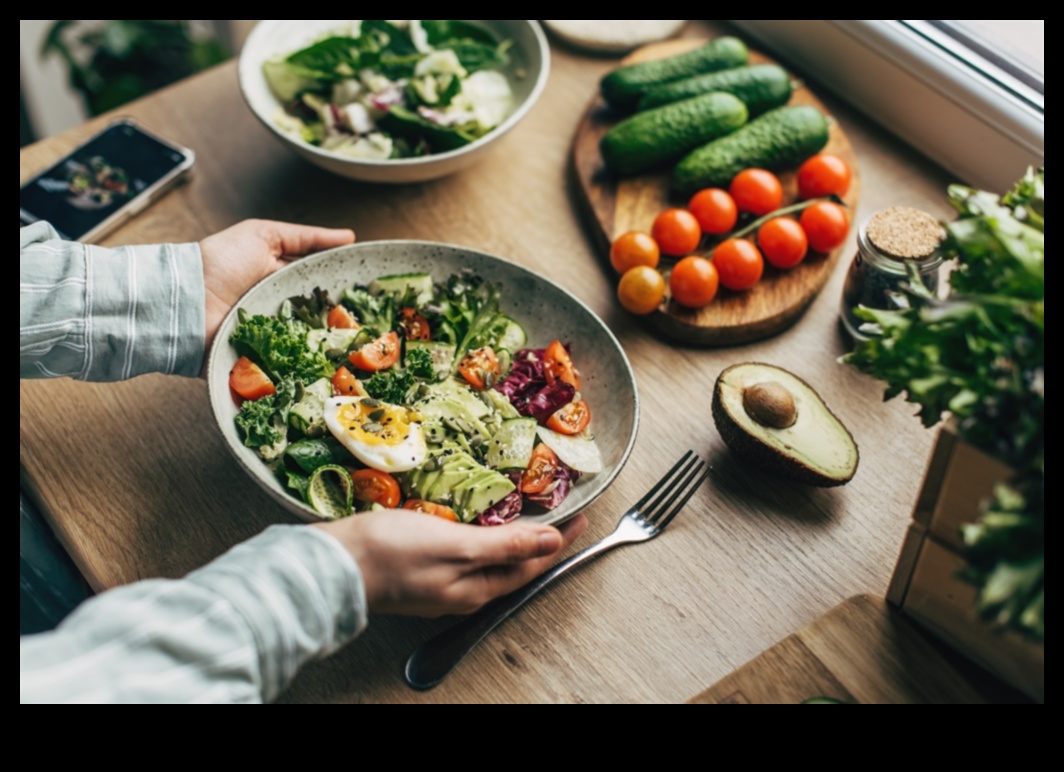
[238, 20, 551, 183]
[207, 241, 640, 527]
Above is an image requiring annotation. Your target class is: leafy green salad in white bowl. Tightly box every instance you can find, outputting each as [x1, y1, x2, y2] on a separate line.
[239, 20, 550, 183]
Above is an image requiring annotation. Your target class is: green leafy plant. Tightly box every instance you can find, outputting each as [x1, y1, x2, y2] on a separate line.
[844, 168, 1044, 643]
[43, 20, 226, 116]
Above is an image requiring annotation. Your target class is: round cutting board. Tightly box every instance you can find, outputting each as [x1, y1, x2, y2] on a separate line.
[572, 39, 860, 346]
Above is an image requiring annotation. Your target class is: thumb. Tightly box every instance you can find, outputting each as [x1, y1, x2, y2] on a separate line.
[468, 524, 565, 567]
[260, 221, 356, 258]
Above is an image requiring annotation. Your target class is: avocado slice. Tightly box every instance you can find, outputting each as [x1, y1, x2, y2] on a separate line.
[712, 363, 859, 487]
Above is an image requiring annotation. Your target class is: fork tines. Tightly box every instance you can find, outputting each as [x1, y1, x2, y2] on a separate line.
[635, 451, 710, 532]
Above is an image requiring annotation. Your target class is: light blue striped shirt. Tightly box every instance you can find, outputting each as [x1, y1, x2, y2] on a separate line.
[20, 223, 368, 704]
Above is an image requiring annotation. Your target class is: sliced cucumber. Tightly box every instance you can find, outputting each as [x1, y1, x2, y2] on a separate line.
[495, 317, 527, 353]
[485, 418, 538, 471]
[536, 426, 604, 476]
[481, 388, 521, 420]
[307, 465, 354, 520]
[406, 340, 456, 381]
[369, 273, 434, 305]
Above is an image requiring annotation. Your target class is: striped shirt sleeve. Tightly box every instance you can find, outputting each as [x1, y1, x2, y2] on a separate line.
[20, 222, 206, 381]
[19, 526, 368, 704]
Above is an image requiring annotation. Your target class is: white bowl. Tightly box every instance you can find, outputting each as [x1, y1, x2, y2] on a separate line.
[239, 20, 551, 183]
[207, 241, 640, 527]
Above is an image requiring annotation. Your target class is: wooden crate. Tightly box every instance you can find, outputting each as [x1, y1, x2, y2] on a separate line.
[889, 425, 1044, 703]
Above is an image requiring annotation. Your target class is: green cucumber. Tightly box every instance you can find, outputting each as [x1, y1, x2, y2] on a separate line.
[638, 64, 793, 116]
[369, 273, 434, 305]
[601, 92, 748, 176]
[495, 317, 527, 354]
[601, 36, 748, 111]
[485, 418, 538, 471]
[673, 105, 830, 195]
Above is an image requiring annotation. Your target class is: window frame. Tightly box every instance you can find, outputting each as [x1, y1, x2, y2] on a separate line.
[729, 20, 1044, 192]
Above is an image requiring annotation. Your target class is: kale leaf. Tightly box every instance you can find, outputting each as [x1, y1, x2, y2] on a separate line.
[230, 311, 335, 384]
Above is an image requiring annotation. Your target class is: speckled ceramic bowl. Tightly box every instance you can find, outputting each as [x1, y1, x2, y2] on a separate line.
[239, 20, 551, 183]
[207, 241, 639, 526]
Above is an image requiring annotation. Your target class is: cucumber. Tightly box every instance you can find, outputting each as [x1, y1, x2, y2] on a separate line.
[495, 317, 527, 353]
[638, 64, 793, 116]
[405, 340, 455, 381]
[601, 92, 748, 176]
[673, 105, 830, 195]
[369, 273, 434, 305]
[601, 36, 748, 111]
[485, 418, 538, 471]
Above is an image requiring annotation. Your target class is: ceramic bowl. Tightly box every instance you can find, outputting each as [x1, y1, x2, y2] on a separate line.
[207, 241, 639, 526]
[238, 20, 551, 184]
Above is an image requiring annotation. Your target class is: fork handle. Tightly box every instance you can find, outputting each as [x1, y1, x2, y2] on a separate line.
[404, 533, 627, 691]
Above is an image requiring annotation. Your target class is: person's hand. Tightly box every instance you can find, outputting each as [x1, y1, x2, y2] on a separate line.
[318, 510, 589, 617]
[199, 219, 355, 354]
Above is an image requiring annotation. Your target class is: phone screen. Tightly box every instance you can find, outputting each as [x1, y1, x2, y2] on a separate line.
[20, 121, 192, 241]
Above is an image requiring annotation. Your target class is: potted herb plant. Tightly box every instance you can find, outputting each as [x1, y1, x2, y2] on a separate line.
[845, 168, 1044, 698]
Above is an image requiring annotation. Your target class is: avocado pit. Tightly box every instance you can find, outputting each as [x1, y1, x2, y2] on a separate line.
[743, 382, 798, 429]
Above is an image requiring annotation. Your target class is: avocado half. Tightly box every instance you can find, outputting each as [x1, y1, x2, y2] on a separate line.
[712, 363, 859, 488]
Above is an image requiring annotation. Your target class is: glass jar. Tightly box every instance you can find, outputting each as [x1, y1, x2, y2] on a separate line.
[841, 207, 945, 342]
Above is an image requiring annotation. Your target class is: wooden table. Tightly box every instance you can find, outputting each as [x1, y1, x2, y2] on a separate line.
[20, 21, 961, 704]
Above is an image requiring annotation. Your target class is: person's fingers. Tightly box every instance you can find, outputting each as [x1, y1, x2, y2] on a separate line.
[254, 220, 356, 258]
[465, 524, 566, 568]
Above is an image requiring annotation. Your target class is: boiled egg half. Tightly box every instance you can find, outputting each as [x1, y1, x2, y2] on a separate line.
[323, 397, 427, 474]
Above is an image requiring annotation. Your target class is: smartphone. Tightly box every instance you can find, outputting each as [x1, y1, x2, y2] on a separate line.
[20, 119, 195, 242]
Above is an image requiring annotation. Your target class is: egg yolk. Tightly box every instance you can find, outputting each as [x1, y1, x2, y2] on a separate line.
[334, 401, 414, 447]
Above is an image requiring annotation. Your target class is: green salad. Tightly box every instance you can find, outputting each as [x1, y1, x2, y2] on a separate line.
[264, 20, 516, 159]
[229, 271, 602, 524]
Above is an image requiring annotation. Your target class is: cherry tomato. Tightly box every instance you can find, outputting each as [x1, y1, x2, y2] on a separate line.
[350, 469, 401, 509]
[758, 217, 809, 269]
[229, 357, 276, 401]
[399, 307, 431, 341]
[332, 366, 365, 398]
[730, 169, 784, 216]
[348, 331, 401, 372]
[651, 209, 702, 256]
[404, 499, 460, 522]
[800, 202, 851, 253]
[547, 400, 592, 436]
[610, 231, 661, 274]
[458, 347, 501, 391]
[327, 305, 359, 330]
[797, 154, 852, 200]
[521, 444, 560, 495]
[669, 256, 719, 309]
[544, 340, 580, 390]
[712, 239, 765, 291]
[688, 189, 738, 235]
[618, 266, 666, 316]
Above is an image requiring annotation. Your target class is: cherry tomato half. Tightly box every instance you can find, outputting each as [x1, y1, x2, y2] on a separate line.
[404, 499, 460, 522]
[688, 189, 738, 235]
[350, 469, 401, 509]
[610, 231, 661, 274]
[229, 357, 276, 401]
[521, 444, 560, 495]
[618, 266, 666, 316]
[399, 307, 431, 341]
[544, 340, 580, 390]
[652, 209, 702, 257]
[712, 239, 765, 291]
[669, 256, 719, 309]
[758, 217, 809, 270]
[547, 400, 592, 436]
[348, 332, 401, 372]
[797, 154, 852, 200]
[458, 347, 501, 391]
[332, 366, 365, 398]
[730, 169, 784, 216]
[800, 202, 851, 253]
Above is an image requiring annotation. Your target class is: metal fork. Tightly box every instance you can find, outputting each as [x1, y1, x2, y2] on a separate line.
[404, 451, 710, 691]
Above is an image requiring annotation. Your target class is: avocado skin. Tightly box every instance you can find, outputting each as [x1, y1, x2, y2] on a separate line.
[712, 364, 859, 488]
[601, 37, 749, 111]
[601, 92, 748, 176]
[673, 105, 830, 195]
[637, 64, 793, 116]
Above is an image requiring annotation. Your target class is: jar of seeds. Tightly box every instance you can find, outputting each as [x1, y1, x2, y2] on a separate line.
[841, 206, 946, 341]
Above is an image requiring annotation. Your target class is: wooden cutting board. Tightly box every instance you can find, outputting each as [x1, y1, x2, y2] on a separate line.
[572, 40, 860, 346]
[687, 596, 1007, 705]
